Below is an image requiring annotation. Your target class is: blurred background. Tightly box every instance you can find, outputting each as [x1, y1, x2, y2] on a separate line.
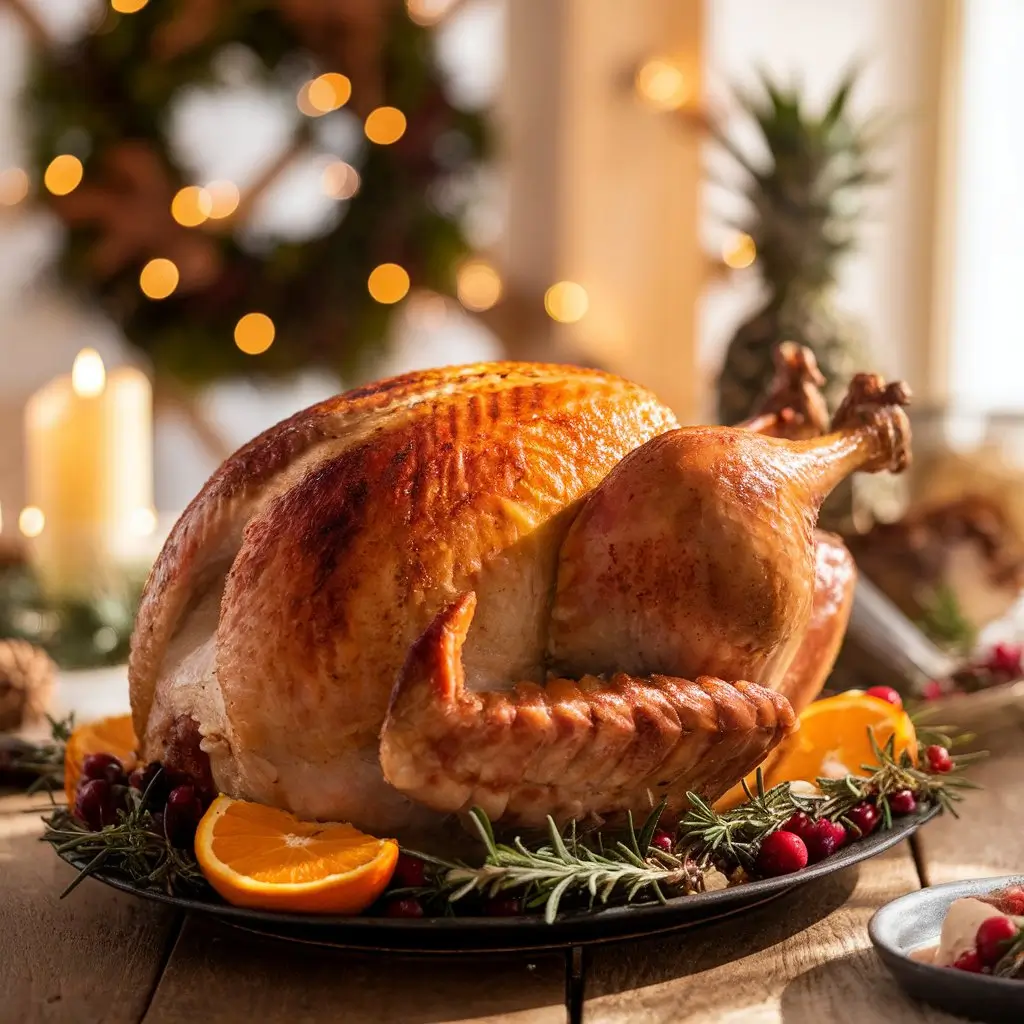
[0, 0, 1022, 709]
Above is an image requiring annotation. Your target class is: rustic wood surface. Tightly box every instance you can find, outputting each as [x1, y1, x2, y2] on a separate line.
[3, 720, 1021, 1024]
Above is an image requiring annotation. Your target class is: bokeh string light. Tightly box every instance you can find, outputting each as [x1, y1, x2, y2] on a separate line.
[111, 0, 149, 13]
[234, 312, 276, 355]
[544, 281, 589, 324]
[456, 259, 502, 312]
[635, 57, 691, 112]
[139, 258, 180, 300]
[321, 161, 361, 200]
[722, 232, 757, 270]
[364, 107, 407, 145]
[205, 180, 240, 219]
[18, 507, 45, 539]
[0, 168, 29, 206]
[43, 155, 83, 196]
[368, 263, 411, 304]
[170, 185, 212, 227]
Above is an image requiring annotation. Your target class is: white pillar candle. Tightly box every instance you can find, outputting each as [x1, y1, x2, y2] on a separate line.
[24, 349, 154, 597]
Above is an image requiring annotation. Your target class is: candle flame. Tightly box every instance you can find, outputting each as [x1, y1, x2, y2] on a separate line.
[72, 348, 106, 397]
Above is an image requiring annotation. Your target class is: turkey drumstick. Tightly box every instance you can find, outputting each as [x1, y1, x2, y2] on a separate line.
[379, 592, 796, 826]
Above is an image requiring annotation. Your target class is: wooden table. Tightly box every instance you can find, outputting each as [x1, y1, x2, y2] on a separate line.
[3, 721, 1019, 1024]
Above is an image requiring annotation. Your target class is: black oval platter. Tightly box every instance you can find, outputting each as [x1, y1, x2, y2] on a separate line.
[870, 874, 1024, 1024]
[55, 805, 938, 952]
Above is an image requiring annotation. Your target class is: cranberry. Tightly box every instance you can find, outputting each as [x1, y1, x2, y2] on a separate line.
[921, 680, 945, 701]
[986, 642, 1023, 678]
[781, 812, 816, 842]
[991, 885, 1024, 917]
[484, 896, 523, 916]
[74, 779, 117, 831]
[755, 831, 808, 877]
[952, 949, 984, 973]
[887, 790, 917, 816]
[163, 785, 203, 847]
[649, 830, 674, 853]
[82, 752, 126, 786]
[865, 686, 903, 709]
[976, 915, 1019, 966]
[803, 819, 847, 863]
[845, 802, 880, 839]
[392, 853, 427, 888]
[385, 897, 425, 918]
[130, 763, 194, 808]
[925, 745, 954, 774]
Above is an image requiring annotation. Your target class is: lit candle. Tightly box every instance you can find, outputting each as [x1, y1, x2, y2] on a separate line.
[24, 349, 154, 597]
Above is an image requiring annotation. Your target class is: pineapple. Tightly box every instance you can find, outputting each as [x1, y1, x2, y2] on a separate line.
[715, 70, 885, 429]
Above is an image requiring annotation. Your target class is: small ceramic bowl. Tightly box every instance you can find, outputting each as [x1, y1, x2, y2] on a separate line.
[869, 875, 1024, 1024]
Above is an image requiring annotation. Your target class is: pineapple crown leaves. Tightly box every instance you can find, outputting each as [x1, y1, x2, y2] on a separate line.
[711, 66, 891, 297]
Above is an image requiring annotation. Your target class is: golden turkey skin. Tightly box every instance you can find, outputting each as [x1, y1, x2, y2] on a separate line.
[130, 364, 679, 835]
[130, 360, 909, 840]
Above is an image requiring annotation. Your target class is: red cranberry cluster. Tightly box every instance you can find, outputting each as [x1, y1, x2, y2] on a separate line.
[952, 915, 1020, 973]
[924, 641, 1024, 701]
[754, 782, 929, 879]
[72, 756, 212, 848]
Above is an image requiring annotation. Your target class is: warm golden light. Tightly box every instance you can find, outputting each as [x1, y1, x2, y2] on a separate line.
[321, 161, 361, 200]
[139, 258, 180, 300]
[635, 57, 691, 111]
[406, 0, 455, 25]
[0, 168, 29, 206]
[234, 312, 275, 355]
[112, 0, 148, 11]
[722, 232, 757, 270]
[19, 506, 45, 539]
[296, 82, 319, 117]
[368, 263, 411, 304]
[365, 107, 407, 145]
[43, 154, 83, 196]
[308, 73, 352, 113]
[129, 507, 157, 537]
[71, 348, 107, 398]
[544, 281, 589, 323]
[171, 185, 212, 227]
[205, 179, 240, 219]
[456, 259, 502, 312]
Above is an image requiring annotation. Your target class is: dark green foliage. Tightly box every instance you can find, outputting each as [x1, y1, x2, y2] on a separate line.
[25, 2, 489, 385]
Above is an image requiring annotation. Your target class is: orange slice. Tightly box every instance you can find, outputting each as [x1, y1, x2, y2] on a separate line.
[717, 691, 918, 810]
[64, 713, 139, 804]
[194, 796, 399, 914]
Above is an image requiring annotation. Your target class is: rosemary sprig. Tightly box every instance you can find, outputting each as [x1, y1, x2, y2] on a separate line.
[0, 713, 74, 794]
[410, 805, 704, 924]
[677, 728, 983, 867]
[40, 781, 208, 897]
[678, 770, 799, 868]
[993, 927, 1024, 979]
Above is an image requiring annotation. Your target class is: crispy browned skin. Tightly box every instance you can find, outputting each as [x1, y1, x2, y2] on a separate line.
[130, 364, 678, 832]
[546, 375, 909, 691]
[777, 532, 857, 714]
[380, 593, 797, 826]
[130, 356, 908, 840]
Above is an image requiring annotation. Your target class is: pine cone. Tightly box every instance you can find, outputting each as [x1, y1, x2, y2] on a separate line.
[0, 640, 55, 732]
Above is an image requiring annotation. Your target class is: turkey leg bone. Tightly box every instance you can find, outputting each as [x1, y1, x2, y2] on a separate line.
[739, 343, 857, 713]
[379, 592, 796, 826]
[546, 372, 911, 693]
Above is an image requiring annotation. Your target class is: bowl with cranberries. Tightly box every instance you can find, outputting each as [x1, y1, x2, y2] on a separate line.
[870, 876, 1024, 1023]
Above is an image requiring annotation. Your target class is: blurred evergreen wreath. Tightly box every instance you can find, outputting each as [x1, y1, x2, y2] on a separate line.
[21, 0, 488, 385]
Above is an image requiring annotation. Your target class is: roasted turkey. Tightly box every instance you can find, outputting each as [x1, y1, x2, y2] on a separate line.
[130, 345, 910, 841]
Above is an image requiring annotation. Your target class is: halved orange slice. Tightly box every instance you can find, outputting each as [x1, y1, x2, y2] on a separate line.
[63, 713, 138, 804]
[194, 796, 399, 914]
[717, 691, 919, 809]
